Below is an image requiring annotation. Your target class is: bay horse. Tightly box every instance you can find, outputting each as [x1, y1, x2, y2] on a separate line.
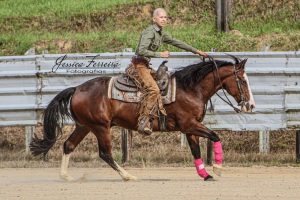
[30, 56, 254, 181]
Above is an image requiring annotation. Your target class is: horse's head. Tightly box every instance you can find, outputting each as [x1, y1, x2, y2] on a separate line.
[173, 57, 256, 112]
[222, 57, 255, 112]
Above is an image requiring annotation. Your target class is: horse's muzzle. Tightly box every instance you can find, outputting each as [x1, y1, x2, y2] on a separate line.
[239, 101, 255, 113]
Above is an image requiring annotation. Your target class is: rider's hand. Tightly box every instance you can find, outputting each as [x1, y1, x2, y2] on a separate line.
[196, 50, 208, 58]
[160, 51, 170, 58]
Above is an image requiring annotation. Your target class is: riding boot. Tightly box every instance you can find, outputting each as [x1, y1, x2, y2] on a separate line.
[138, 115, 153, 135]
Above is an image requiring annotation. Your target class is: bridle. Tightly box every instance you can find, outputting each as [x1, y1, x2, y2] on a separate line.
[233, 62, 247, 109]
[207, 56, 247, 113]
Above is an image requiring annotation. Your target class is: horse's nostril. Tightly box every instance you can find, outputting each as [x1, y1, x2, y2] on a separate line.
[245, 103, 250, 110]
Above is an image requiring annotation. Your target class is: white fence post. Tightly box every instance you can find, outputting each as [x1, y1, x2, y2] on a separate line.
[259, 130, 270, 153]
[181, 133, 188, 148]
[25, 126, 35, 154]
[296, 131, 300, 163]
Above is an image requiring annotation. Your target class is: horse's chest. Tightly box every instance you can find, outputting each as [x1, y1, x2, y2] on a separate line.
[195, 106, 206, 122]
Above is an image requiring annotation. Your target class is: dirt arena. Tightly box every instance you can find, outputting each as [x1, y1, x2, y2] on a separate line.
[1, 166, 300, 200]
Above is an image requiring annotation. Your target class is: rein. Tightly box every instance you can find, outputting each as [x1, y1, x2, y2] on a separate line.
[207, 56, 244, 113]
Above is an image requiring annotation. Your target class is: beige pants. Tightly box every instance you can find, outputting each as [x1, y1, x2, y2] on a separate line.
[127, 63, 166, 122]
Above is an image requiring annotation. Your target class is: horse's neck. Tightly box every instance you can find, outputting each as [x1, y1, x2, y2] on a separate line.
[197, 66, 231, 103]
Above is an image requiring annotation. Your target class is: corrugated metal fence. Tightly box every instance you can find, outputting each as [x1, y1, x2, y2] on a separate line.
[0, 51, 299, 159]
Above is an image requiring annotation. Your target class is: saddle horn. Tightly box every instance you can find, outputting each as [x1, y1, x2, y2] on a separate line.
[160, 60, 168, 66]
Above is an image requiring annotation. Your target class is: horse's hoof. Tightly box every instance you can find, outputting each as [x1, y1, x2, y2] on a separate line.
[60, 174, 75, 182]
[213, 164, 222, 176]
[204, 175, 215, 181]
[122, 175, 138, 181]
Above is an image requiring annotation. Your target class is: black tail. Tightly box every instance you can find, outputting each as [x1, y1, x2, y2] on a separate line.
[30, 87, 76, 156]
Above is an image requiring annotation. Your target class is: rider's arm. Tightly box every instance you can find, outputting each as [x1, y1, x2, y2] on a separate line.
[162, 32, 198, 54]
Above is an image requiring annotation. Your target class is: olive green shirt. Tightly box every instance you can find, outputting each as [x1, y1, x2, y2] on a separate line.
[136, 24, 198, 58]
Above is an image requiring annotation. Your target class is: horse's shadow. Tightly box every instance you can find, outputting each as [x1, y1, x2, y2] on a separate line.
[64, 176, 201, 183]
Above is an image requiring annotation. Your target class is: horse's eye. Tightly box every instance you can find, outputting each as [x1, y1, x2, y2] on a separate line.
[240, 79, 247, 85]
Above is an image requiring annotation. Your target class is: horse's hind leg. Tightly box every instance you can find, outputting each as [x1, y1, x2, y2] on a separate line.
[60, 124, 90, 181]
[91, 125, 137, 181]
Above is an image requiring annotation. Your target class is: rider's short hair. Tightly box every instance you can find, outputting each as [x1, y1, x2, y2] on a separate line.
[153, 8, 166, 17]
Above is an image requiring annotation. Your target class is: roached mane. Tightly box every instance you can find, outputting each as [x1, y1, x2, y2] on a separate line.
[172, 55, 243, 90]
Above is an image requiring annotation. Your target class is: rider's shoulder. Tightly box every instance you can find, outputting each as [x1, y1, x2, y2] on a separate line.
[142, 26, 154, 36]
[142, 25, 156, 34]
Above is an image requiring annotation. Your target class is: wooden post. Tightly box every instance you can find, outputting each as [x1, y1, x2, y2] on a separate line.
[216, 0, 231, 32]
[206, 139, 213, 166]
[25, 126, 35, 154]
[259, 130, 270, 154]
[216, 0, 222, 32]
[121, 129, 132, 164]
[296, 130, 300, 163]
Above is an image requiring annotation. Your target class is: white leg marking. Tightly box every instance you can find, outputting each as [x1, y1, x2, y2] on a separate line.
[114, 161, 137, 181]
[60, 153, 74, 181]
[213, 164, 222, 176]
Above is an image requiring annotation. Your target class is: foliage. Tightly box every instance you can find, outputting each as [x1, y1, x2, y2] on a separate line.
[0, 0, 299, 55]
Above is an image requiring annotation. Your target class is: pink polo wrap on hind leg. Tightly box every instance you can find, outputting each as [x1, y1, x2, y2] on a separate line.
[194, 159, 209, 178]
[214, 141, 223, 165]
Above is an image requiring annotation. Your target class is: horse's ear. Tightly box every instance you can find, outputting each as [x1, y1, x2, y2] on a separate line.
[226, 54, 241, 64]
[237, 58, 248, 70]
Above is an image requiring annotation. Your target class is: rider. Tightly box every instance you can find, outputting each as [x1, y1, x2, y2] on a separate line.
[128, 8, 208, 135]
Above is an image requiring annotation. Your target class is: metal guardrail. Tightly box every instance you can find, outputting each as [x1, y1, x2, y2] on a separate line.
[1, 51, 299, 130]
[0, 51, 300, 160]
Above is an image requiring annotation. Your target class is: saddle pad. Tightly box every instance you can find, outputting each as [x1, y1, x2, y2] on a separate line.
[108, 76, 176, 104]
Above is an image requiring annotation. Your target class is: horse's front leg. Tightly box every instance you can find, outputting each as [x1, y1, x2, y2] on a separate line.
[184, 121, 223, 177]
[186, 135, 214, 181]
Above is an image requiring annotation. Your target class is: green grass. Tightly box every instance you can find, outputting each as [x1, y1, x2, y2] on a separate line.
[232, 19, 300, 37]
[1, 21, 299, 56]
[0, 0, 299, 56]
[0, 0, 152, 19]
[0, 30, 140, 55]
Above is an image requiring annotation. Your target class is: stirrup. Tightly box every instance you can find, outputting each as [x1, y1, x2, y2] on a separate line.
[138, 116, 153, 135]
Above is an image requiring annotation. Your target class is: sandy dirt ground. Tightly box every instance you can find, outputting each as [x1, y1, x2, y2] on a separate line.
[0, 166, 300, 200]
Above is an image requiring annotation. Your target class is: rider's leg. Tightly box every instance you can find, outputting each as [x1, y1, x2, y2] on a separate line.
[134, 64, 166, 134]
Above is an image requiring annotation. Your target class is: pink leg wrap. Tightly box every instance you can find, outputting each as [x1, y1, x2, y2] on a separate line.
[194, 159, 209, 178]
[214, 141, 223, 165]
